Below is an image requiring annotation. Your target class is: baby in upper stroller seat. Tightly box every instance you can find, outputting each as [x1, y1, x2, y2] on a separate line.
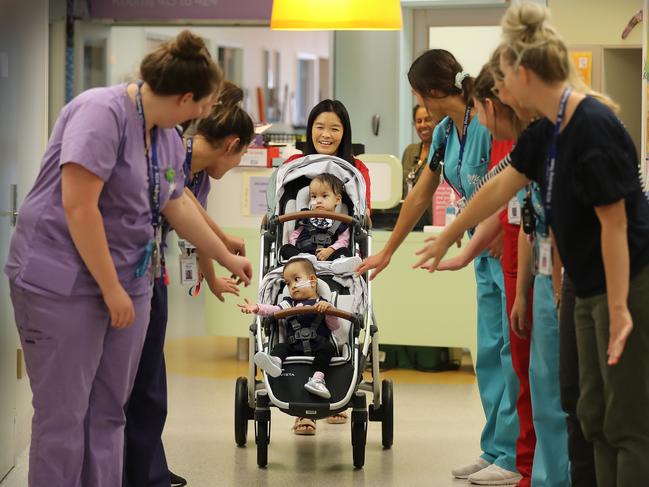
[281, 174, 353, 262]
[238, 258, 339, 399]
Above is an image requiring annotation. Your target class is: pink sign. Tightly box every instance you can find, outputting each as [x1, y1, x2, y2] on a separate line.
[89, 0, 272, 21]
[433, 181, 453, 226]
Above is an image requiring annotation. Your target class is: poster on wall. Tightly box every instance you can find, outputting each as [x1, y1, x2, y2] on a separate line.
[242, 173, 270, 216]
[569, 51, 593, 87]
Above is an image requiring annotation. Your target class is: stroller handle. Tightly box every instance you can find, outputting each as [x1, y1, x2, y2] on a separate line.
[274, 305, 353, 321]
[277, 210, 353, 225]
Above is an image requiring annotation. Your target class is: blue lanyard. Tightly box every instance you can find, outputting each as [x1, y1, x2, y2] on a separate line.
[544, 87, 572, 225]
[183, 137, 203, 195]
[135, 81, 161, 230]
[442, 105, 472, 198]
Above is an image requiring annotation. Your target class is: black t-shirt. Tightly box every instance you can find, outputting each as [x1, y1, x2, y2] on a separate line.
[510, 96, 649, 298]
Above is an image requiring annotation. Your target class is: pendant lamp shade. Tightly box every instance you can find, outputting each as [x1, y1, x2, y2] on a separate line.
[271, 0, 402, 31]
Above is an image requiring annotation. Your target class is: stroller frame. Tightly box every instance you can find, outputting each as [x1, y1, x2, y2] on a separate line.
[233, 157, 393, 469]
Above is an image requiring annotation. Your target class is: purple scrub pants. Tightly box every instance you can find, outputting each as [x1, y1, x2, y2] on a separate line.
[10, 282, 152, 487]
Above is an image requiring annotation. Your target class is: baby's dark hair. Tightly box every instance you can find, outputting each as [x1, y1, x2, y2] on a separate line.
[284, 258, 316, 278]
[311, 174, 344, 196]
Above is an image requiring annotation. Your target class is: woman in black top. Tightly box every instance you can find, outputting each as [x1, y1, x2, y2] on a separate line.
[415, 4, 649, 486]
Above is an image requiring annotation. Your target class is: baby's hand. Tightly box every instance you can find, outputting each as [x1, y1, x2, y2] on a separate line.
[237, 298, 259, 314]
[314, 301, 332, 313]
[316, 247, 335, 261]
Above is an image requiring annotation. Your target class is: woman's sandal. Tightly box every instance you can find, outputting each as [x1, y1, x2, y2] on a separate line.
[292, 417, 317, 435]
[325, 410, 348, 424]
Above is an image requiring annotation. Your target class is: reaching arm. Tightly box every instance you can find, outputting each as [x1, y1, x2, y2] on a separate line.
[435, 211, 502, 271]
[163, 193, 252, 285]
[511, 227, 534, 338]
[61, 163, 134, 328]
[596, 200, 632, 365]
[356, 166, 440, 279]
[412, 166, 529, 272]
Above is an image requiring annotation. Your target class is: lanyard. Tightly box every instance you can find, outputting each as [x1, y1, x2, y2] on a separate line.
[183, 137, 202, 193]
[442, 105, 472, 198]
[544, 87, 572, 225]
[135, 81, 161, 231]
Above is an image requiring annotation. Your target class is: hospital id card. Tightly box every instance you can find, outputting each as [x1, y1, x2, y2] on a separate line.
[508, 198, 521, 225]
[180, 254, 198, 285]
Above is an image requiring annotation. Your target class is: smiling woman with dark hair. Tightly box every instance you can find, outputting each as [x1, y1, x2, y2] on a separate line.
[285, 99, 372, 211]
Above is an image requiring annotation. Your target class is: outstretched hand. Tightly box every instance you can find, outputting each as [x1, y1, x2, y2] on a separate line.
[237, 297, 259, 314]
[207, 276, 240, 302]
[355, 250, 391, 281]
[413, 234, 452, 273]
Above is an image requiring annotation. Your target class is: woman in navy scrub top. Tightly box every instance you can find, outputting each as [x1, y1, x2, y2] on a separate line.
[124, 99, 255, 487]
[4, 31, 252, 487]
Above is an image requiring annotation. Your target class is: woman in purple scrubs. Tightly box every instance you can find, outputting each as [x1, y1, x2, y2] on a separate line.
[4, 30, 252, 487]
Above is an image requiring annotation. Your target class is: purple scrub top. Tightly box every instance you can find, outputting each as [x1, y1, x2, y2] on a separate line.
[4, 83, 185, 298]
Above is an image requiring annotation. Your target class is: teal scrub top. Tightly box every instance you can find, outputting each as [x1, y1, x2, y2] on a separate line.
[431, 114, 492, 200]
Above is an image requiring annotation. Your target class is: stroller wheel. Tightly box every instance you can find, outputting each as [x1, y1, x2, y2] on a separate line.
[234, 377, 251, 447]
[381, 379, 394, 449]
[256, 420, 269, 467]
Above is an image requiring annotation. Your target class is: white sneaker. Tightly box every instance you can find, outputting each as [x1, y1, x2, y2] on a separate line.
[451, 457, 491, 479]
[468, 464, 522, 485]
[254, 352, 282, 377]
[304, 376, 331, 399]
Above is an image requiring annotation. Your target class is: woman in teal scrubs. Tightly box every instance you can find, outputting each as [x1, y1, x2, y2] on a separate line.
[357, 49, 521, 485]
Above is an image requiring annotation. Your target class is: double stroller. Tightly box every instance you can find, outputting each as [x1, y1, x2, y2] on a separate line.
[233, 155, 394, 468]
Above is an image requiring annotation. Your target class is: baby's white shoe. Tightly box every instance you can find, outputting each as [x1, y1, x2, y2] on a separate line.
[304, 376, 331, 399]
[254, 352, 282, 377]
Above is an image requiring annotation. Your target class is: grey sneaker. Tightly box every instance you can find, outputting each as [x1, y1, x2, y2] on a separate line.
[304, 376, 331, 399]
[451, 457, 491, 479]
[467, 463, 522, 485]
[254, 352, 282, 377]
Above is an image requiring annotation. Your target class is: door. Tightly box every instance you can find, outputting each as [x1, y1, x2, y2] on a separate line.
[0, 25, 18, 481]
[0, 0, 49, 478]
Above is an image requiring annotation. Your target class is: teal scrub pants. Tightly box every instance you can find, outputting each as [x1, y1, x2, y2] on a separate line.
[474, 255, 520, 472]
[529, 275, 571, 486]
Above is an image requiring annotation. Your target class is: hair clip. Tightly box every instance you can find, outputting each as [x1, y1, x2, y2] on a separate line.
[455, 71, 470, 89]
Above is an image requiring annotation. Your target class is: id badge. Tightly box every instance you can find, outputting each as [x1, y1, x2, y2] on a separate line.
[180, 254, 198, 285]
[508, 198, 521, 225]
[537, 237, 553, 276]
[456, 196, 467, 213]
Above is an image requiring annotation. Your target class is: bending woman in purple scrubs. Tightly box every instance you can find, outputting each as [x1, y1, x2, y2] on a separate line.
[4, 30, 252, 487]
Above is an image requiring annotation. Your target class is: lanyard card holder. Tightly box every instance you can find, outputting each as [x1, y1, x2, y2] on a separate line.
[508, 197, 521, 225]
[178, 239, 198, 285]
[536, 236, 553, 276]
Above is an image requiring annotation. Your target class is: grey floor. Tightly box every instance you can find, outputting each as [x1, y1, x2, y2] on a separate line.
[1, 373, 485, 487]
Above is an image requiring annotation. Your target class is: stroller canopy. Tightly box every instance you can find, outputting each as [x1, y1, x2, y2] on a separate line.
[267, 155, 368, 219]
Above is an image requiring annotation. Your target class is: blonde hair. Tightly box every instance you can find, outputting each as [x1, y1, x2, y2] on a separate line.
[501, 2, 620, 115]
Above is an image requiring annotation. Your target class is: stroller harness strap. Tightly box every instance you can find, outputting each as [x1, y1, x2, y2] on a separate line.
[282, 297, 330, 355]
[296, 216, 346, 253]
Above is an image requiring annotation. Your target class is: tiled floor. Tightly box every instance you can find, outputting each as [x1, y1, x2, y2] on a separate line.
[1, 337, 485, 487]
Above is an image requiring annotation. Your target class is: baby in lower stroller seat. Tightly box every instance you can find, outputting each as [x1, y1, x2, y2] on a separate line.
[238, 258, 340, 399]
[281, 173, 353, 262]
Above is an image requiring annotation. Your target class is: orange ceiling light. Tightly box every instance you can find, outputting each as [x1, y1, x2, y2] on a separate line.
[271, 0, 402, 31]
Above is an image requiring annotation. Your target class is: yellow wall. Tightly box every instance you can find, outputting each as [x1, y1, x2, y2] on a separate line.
[549, 0, 642, 46]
